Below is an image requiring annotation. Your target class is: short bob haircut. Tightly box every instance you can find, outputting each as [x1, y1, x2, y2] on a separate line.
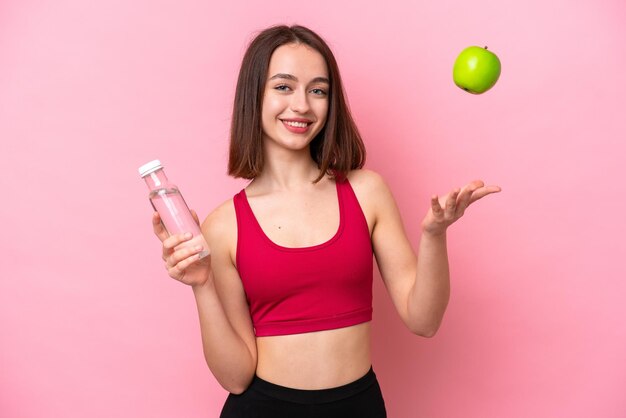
[228, 25, 366, 183]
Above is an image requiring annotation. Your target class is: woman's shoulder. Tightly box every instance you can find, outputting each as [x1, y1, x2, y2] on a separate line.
[346, 168, 390, 196]
[344, 169, 395, 222]
[201, 197, 238, 247]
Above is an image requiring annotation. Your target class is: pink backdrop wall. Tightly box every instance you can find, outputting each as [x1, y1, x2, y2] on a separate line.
[2, 0, 625, 417]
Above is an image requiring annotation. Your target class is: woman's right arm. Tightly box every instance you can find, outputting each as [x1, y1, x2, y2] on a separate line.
[153, 201, 257, 394]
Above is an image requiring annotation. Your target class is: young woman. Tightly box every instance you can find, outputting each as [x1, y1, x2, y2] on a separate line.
[151, 25, 500, 417]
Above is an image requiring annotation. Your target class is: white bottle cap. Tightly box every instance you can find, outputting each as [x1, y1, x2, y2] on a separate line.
[138, 159, 163, 177]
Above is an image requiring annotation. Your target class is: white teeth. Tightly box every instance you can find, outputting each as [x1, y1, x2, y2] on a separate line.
[284, 120, 308, 128]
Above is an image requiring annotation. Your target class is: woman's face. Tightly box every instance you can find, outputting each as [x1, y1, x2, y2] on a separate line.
[261, 43, 329, 153]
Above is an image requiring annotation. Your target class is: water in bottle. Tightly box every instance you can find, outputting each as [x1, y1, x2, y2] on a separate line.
[139, 159, 209, 259]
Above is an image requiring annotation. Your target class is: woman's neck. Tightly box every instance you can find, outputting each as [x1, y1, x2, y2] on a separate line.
[253, 147, 323, 192]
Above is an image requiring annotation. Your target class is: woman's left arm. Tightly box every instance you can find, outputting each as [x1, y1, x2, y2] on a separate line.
[367, 173, 501, 337]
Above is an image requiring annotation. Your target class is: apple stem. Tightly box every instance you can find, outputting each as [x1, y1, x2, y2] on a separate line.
[484, 46, 488, 49]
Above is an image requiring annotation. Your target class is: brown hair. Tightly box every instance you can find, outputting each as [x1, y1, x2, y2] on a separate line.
[227, 25, 366, 183]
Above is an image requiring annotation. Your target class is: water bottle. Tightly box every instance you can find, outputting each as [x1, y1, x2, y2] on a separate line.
[138, 159, 209, 259]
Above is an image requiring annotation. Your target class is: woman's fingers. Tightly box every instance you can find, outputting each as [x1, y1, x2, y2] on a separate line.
[152, 212, 169, 241]
[164, 241, 207, 282]
[456, 182, 480, 214]
[456, 181, 500, 211]
[431, 195, 443, 217]
[169, 252, 204, 277]
[163, 232, 192, 249]
[469, 185, 502, 204]
[425, 181, 501, 235]
[435, 181, 500, 218]
[444, 189, 460, 219]
[162, 232, 192, 260]
[152, 209, 209, 285]
[165, 243, 204, 269]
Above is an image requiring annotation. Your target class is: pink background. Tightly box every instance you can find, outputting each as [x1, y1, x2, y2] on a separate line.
[1, 0, 625, 417]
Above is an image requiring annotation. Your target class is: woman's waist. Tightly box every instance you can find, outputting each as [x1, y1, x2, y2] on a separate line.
[255, 322, 371, 389]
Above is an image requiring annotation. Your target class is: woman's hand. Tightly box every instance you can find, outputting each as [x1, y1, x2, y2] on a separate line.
[152, 210, 211, 287]
[422, 180, 501, 236]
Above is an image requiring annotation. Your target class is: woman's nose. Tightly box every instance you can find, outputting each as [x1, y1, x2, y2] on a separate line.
[290, 88, 310, 113]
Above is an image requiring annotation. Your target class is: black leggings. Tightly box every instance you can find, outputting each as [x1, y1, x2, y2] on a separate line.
[220, 367, 387, 418]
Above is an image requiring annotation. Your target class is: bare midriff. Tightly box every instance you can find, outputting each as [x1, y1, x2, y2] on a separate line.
[254, 321, 371, 390]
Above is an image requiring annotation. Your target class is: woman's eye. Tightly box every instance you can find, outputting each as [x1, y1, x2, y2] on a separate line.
[310, 88, 327, 96]
[275, 84, 291, 91]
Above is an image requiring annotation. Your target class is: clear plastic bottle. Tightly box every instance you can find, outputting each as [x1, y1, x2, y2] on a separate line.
[138, 159, 209, 259]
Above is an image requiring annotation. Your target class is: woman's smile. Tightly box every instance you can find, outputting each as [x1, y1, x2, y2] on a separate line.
[281, 118, 313, 133]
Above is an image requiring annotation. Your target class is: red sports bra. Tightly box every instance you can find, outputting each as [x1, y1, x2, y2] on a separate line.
[233, 178, 373, 337]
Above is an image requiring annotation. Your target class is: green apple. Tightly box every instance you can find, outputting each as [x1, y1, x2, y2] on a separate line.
[453, 46, 501, 94]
